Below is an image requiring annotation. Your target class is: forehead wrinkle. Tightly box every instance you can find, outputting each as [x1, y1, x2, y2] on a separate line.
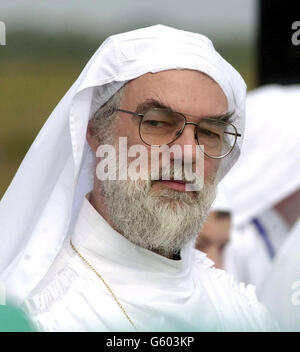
[135, 98, 174, 113]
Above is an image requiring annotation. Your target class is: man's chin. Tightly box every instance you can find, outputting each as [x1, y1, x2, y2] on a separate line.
[151, 197, 189, 212]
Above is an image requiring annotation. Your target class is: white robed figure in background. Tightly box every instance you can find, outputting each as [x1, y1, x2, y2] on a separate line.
[260, 218, 300, 331]
[223, 85, 300, 293]
[0, 25, 278, 332]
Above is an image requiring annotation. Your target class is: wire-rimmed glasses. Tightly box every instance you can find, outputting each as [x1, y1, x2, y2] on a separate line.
[116, 108, 241, 159]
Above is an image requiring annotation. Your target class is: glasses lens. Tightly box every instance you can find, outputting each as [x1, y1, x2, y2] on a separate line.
[140, 108, 185, 145]
[196, 120, 237, 158]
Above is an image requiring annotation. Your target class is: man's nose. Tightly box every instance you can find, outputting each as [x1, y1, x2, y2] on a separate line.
[169, 124, 198, 163]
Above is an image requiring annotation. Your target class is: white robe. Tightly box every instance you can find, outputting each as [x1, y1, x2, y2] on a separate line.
[23, 197, 279, 332]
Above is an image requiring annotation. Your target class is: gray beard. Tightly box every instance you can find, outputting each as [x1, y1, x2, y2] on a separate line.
[101, 171, 217, 258]
[96, 127, 217, 258]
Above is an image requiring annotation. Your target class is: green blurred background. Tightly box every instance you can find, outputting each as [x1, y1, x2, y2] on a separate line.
[0, 0, 258, 198]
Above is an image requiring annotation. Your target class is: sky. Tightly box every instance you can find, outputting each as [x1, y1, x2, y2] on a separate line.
[0, 0, 257, 43]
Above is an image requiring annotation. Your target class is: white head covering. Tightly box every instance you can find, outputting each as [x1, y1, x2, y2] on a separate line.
[222, 85, 300, 227]
[0, 25, 246, 301]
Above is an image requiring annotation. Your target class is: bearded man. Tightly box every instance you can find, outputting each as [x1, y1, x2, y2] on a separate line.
[0, 25, 278, 331]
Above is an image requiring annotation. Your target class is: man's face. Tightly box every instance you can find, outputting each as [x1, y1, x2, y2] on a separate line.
[89, 69, 228, 258]
[195, 211, 231, 268]
[115, 69, 227, 187]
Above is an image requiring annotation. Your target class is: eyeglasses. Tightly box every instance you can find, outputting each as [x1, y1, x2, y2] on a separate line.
[116, 108, 241, 159]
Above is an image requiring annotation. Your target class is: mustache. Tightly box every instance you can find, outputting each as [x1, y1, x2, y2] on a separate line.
[137, 163, 204, 191]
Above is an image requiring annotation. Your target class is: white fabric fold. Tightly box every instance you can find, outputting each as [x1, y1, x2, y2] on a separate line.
[210, 181, 232, 212]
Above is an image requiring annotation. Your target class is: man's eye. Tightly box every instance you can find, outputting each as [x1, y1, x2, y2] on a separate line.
[144, 120, 165, 127]
[198, 128, 219, 138]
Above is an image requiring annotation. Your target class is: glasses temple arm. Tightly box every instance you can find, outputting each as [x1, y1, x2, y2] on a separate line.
[224, 131, 242, 137]
[116, 108, 143, 118]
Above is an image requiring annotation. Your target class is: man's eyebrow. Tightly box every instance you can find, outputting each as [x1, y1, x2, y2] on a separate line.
[136, 99, 172, 113]
[201, 111, 235, 123]
[136, 99, 235, 123]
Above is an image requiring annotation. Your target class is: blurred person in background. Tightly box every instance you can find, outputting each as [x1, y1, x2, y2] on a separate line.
[222, 85, 300, 296]
[195, 186, 232, 269]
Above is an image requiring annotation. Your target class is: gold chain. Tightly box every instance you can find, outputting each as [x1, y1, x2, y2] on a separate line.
[69, 239, 136, 329]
